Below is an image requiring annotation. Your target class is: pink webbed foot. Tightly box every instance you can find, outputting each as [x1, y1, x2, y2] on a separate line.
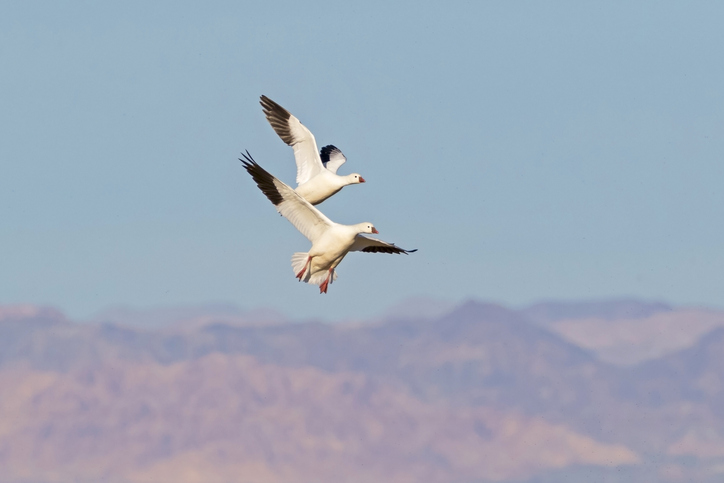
[296, 256, 312, 281]
[319, 269, 333, 294]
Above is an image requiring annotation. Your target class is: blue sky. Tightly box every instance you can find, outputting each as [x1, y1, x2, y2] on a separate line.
[1, 1, 723, 320]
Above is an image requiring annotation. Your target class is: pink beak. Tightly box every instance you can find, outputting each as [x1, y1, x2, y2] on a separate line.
[359, 177, 366, 183]
[372, 227, 379, 234]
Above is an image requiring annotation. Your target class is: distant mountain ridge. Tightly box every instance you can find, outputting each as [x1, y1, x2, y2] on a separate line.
[521, 298, 673, 325]
[1, 298, 723, 483]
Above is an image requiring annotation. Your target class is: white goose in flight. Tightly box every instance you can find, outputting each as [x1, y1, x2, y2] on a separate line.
[240, 151, 416, 294]
[260, 95, 365, 205]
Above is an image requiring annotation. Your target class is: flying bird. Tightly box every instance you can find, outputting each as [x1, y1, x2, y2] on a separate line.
[260, 95, 365, 205]
[240, 151, 416, 294]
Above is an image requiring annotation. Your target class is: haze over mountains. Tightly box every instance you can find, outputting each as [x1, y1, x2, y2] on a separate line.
[1, 298, 723, 483]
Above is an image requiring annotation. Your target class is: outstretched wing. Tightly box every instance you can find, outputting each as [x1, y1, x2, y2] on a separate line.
[240, 151, 333, 243]
[320, 145, 347, 174]
[350, 235, 417, 254]
[260, 95, 324, 185]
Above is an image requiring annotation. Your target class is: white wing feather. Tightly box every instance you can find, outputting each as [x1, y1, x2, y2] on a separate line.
[320, 145, 347, 174]
[260, 96, 325, 185]
[350, 235, 417, 254]
[240, 153, 333, 243]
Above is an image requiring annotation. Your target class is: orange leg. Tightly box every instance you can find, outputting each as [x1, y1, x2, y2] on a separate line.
[319, 268, 333, 294]
[296, 256, 312, 280]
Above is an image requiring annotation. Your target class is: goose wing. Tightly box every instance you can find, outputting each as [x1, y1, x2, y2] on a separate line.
[260, 95, 324, 185]
[350, 235, 417, 254]
[320, 145, 347, 174]
[240, 151, 333, 243]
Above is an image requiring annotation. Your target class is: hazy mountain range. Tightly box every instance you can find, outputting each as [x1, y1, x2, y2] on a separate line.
[1, 298, 723, 483]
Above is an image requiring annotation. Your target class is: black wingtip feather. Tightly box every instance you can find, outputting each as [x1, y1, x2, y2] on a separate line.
[238, 150, 284, 206]
[319, 145, 341, 165]
[259, 95, 295, 145]
[360, 246, 418, 255]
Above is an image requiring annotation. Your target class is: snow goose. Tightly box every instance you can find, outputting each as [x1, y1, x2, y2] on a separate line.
[239, 151, 416, 294]
[260, 95, 365, 205]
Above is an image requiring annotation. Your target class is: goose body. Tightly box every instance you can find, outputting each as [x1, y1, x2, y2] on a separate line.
[240, 151, 415, 293]
[260, 95, 364, 205]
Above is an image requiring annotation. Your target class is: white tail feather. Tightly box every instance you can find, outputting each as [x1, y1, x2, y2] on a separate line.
[291, 253, 339, 286]
[307, 269, 336, 286]
[291, 252, 311, 282]
[307, 271, 326, 285]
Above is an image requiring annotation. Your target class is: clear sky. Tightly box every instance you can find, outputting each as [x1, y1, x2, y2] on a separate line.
[1, 1, 723, 320]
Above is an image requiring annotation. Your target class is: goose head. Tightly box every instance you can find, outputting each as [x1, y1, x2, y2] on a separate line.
[347, 173, 366, 184]
[358, 223, 378, 234]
